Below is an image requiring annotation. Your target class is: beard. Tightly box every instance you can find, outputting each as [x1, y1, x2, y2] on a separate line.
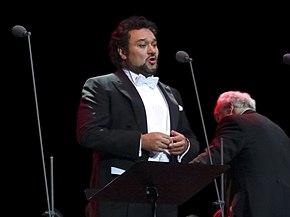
[124, 61, 158, 77]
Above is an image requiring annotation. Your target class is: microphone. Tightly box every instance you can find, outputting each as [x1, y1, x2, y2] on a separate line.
[175, 50, 192, 63]
[175, 51, 210, 154]
[12, 25, 62, 217]
[176, 50, 225, 216]
[283, 53, 290, 65]
[12, 25, 31, 38]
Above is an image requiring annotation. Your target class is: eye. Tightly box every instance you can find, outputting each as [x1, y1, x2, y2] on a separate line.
[138, 44, 146, 48]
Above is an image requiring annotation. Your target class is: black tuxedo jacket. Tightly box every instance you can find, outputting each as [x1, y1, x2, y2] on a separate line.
[193, 110, 290, 217]
[77, 70, 200, 217]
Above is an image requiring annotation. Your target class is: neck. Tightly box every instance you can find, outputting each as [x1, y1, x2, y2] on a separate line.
[238, 108, 251, 115]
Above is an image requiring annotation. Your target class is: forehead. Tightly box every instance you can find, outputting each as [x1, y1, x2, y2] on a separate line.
[129, 29, 156, 42]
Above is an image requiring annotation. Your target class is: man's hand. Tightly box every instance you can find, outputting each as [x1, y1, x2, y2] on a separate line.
[168, 130, 189, 155]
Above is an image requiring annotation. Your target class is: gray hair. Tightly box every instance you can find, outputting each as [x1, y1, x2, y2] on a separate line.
[217, 90, 256, 110]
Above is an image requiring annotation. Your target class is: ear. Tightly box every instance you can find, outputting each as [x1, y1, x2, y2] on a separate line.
[117, 48, 127, 60]
[228, 102, 234, 114]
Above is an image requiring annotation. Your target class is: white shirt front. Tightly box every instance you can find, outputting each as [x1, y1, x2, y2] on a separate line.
[124, 70, 171, 162]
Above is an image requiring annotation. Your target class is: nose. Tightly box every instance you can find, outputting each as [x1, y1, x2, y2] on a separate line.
[148, 44, 157, 54]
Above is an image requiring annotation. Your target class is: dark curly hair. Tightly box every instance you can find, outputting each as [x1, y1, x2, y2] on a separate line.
[109, 16, 158, 69]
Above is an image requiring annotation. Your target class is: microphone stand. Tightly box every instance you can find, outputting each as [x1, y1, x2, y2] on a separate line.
[42, 157, 63, 217]
[145, 186, 158, 217]
[212, 138, 225, 217]
[186, 58, 225, 217]
[13, 26, 63, 217]
[220, 138, 225, 216]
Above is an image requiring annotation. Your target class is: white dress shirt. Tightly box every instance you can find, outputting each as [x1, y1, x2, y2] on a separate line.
[124, 70, 171, 162]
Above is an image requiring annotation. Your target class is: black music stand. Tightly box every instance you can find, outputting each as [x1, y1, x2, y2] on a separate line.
[85, 161, 229, 217]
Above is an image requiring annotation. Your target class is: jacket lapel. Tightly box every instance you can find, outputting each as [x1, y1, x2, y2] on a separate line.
[111, 70, 179, 132]
[112, 70, 148, 133]
[158, 82, 179, 130]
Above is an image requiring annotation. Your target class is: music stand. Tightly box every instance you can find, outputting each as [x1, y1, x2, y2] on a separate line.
[85, 161, 229, 217]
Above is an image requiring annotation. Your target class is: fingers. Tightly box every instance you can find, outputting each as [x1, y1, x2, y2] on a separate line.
[161, 137, 172, 146]
[168, 136, 188, 155]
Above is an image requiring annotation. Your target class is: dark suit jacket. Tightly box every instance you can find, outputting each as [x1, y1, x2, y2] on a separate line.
[193, 110, 290, 217]
[77, 70, 200, 217]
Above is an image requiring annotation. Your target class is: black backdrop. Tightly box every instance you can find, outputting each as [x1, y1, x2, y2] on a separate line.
[4, 3, 290, 217]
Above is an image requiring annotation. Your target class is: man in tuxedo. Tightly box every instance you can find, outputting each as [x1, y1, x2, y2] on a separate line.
[190, 90, 290, 217]
[76, 15, 200, 217]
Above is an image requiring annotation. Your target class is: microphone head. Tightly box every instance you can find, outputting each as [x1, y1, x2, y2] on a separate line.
[283, 53, 290, 65]
[176, 51, 192, 63]
[12, 25, 29, 37]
